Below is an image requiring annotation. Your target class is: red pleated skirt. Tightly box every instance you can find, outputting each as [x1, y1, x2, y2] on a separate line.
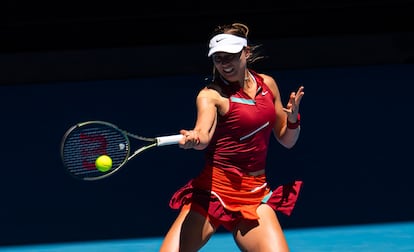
[169, 166, 302, 231]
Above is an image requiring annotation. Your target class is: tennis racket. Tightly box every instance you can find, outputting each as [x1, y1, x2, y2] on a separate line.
[60, 120, 183, 181]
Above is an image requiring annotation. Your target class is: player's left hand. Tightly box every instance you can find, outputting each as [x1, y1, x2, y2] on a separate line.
[283, 86, 304, 122]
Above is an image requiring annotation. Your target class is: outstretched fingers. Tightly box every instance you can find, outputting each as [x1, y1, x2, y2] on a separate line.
[284, 86, 304, 114]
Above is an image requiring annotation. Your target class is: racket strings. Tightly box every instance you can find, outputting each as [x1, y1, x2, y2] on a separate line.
[62, 124, 129, 180]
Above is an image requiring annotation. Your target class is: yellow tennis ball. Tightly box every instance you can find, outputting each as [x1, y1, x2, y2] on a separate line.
[95, 155, 112, 172]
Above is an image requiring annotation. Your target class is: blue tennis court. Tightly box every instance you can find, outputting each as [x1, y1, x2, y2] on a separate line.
[1, 221, 413, 251]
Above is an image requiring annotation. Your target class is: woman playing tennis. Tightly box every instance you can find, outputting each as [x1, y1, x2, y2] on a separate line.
[160, 23, 305, 252]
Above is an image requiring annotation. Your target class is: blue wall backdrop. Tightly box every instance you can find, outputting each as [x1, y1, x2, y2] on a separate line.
[1, 63, 413, 246]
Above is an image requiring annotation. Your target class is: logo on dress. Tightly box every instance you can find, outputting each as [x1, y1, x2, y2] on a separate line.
[261, 91, 268, 96]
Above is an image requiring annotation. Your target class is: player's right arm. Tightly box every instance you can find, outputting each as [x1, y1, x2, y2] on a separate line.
[179, 87, 221, 150]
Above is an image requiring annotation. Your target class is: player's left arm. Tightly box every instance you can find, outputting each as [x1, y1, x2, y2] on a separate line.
[261, 74, 304, 149]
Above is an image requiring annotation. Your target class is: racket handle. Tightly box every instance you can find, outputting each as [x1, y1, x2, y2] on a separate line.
[156, 134, 183, 146]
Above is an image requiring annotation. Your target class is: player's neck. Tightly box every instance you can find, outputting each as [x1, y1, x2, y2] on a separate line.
[244, 70, 255, 89]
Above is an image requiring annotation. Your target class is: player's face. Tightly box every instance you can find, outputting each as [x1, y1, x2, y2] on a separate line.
[212, 49, 247, 82]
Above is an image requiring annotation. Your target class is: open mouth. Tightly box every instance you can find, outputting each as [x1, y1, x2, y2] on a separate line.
[223, 67, 234, 73]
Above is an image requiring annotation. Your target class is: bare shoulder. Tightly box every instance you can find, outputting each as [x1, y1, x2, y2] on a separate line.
[198, 86, 221, 99]
[197, 85, 228, 114]
[197, 86, 224, 105]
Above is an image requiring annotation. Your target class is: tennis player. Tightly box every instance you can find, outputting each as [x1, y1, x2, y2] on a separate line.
[160, 23, 304, 252]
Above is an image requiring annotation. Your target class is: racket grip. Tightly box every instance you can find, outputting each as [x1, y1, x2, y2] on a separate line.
[156, 134, 183, 146]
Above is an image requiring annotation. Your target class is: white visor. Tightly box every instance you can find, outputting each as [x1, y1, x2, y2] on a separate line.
[208, 34, 247, 57]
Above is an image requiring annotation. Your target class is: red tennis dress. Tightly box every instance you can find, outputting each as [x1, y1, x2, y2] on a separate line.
[169, 70, 303, 231]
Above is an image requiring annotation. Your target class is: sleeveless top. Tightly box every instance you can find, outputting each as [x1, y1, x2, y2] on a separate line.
[169, 70, 302, 225]
[205, 70, 276, 174]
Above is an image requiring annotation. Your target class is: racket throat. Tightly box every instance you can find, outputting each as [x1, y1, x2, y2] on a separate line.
[128, 142, 157, 161]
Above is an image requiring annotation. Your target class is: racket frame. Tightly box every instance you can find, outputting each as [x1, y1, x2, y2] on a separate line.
[61, 120, 182, 181]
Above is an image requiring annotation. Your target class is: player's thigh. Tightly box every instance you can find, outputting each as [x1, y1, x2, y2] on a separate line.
[181, 209, 216, 251]
[160, 206, 216, 252]
[233, 204, 289, 252]
[160, 207, 189, 252]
